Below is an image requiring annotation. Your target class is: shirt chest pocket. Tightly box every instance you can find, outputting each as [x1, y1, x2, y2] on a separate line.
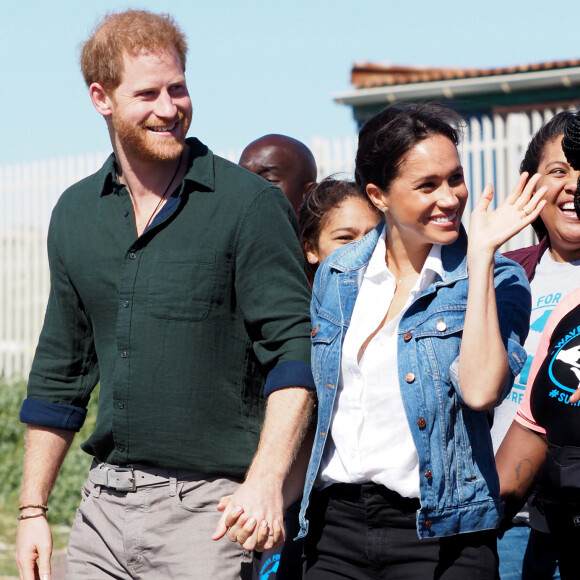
[147, 250, 216, 321]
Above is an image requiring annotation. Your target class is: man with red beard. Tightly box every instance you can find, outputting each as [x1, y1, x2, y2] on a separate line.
[16, 10, 314, 580]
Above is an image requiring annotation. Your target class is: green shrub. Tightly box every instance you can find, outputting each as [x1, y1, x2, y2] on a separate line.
[0, 379, 98, 525]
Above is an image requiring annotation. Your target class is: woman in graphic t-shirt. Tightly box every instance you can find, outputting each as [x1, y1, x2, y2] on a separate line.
[497, 287, 580, 580]
[491, 111, 580, 578]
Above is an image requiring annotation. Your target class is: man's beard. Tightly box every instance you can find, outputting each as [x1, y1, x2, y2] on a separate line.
[113, 113, 190, 162]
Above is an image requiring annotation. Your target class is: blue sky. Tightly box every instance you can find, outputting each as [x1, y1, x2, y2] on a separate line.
[3, 0, 580, 164]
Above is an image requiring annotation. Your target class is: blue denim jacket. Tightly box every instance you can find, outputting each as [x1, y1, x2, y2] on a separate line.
[298, 224, 531, 539]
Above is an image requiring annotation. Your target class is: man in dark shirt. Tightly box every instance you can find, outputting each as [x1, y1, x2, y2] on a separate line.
[16, 10, 314, 580]
[239, 134, 317, 215]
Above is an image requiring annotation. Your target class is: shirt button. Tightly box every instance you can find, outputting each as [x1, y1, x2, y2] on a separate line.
[121, 351, 128, 358]
[129, 252, 137, 260]
[425, 520, 433, 530]
[117, 402, 125, 409]
[417, 417, 426, 429]
[405, 372, 415, 383]
[118, 446, 126, 454]
[123, 209, 129, 218]
[122, 300, 130, 308]
[403, 332, 412, 342]
[424, 469, 432, 480]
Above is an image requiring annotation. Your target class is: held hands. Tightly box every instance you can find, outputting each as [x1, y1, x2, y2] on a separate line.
[211, 481, 284, 552]
[468, 173, 547, 258]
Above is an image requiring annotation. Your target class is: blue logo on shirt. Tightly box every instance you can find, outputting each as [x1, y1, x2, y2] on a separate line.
[259, 554, 280, 580]
[547, 325, 580, 405]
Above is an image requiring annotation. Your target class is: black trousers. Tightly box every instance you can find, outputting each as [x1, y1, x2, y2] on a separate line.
[304, 483, 498, 580]
[542, 501, 580, 580]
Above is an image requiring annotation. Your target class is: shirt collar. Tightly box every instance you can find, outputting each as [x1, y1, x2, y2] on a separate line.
[364, 227, 444, 289]
[97, 137, 216, 197]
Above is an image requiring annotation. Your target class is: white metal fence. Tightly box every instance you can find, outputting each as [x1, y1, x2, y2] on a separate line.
[0, 107, 572, 378]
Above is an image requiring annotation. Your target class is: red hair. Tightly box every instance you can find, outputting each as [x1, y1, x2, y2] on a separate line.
[80, 10, 187, 91]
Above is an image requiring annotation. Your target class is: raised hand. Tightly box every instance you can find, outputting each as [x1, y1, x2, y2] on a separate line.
[468, 173, 547, 257]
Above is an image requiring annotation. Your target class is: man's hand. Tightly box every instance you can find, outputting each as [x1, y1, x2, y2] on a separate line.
[16, 516, 52, 580]
[212, 476, 284, 551]
[16, 425, 75, 580]
[212, 387, 314, 551]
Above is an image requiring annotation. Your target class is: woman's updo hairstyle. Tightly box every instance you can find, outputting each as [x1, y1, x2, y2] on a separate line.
[355, 103, 463, 193]
[520, 111, 576, 241]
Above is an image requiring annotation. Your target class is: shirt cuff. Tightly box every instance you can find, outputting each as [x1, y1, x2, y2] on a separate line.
[20, 398, 87, 432]
[264, 360, 315, 397]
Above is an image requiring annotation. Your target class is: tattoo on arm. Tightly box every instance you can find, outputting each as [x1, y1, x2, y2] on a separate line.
[514, 459, 535, 492]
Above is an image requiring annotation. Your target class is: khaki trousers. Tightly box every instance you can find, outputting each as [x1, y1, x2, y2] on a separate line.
[65, 467, 253, 579]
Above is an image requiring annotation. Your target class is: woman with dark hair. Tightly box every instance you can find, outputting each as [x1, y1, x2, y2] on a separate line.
[296, 103, 546, 578]
[496, 111, 580, 580]
[491, 111, 580, 579]
[299, 177, 382, 283]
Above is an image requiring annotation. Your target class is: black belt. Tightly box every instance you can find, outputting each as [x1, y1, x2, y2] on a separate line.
[319, 482, 420, 511]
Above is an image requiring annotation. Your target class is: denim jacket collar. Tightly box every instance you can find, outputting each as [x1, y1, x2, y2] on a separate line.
[326, 222, 469, 288]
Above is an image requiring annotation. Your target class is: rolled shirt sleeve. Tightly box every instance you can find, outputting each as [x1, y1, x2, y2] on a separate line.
[21, 202, 99, 430]
[234, 186, 314, 394]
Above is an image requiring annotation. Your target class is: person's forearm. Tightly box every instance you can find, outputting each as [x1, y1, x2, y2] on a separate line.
[245, 387, 314, 486]
[19, 425, 75, 510]
[459, 252, 509, 410]
[16, 425, 75, 580]
[212, 386, 314, 550]
[496, 421, 547, 520]
[282, 423, 315, 508]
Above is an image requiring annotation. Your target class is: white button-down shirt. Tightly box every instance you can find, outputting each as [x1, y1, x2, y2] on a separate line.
[319, 230, 444, 498]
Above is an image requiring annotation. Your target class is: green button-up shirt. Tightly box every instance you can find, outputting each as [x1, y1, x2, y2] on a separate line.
[21, 138, 314, 477]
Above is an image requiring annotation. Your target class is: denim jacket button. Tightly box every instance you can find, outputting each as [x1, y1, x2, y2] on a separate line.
[417, 417, 426, 429]
[405, 372, 415, 383]
[436, 318, 447, 332]
[425, 520, 433, 530]
[403, 332, 412, 342]
[424, 469, 432, 480]
[311, 325, 319, 338]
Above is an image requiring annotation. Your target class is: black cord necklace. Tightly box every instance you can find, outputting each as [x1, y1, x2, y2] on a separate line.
[141, 152, 183, 231]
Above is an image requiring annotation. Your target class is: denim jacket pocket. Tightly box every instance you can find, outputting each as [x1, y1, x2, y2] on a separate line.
[410, 308, 465, 387]
[311, 314, 342, 391]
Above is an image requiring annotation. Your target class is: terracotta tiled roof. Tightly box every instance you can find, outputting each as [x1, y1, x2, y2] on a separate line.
[351, 59, 580, 89]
